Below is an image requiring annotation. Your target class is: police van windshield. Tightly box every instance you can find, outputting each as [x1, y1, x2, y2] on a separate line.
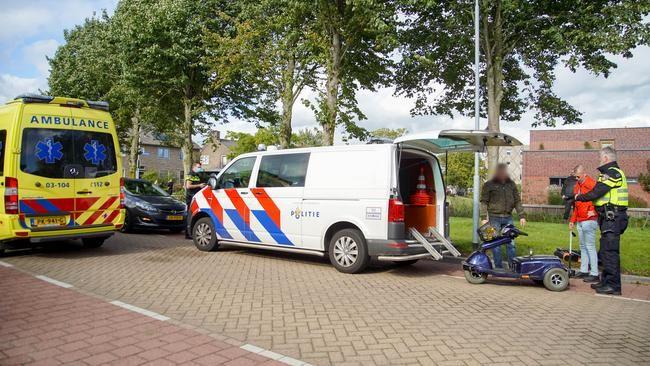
[124, 180, 168, 197]
[20, 128, 117, 179]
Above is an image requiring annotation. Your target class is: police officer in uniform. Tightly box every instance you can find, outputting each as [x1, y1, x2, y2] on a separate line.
[184, 162, 206, 239]
[575, 147, 628, 295]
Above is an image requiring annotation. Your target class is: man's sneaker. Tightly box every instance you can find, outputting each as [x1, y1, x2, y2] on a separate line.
[574, 272, 588, 278]
[583, 275, 599, 283]
[595, 286, 621, 296]
[590, 282, 604, 289]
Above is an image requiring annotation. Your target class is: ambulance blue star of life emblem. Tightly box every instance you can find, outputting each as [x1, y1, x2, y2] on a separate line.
[83, 140, 107, 165]
[35, 137, 64, 164]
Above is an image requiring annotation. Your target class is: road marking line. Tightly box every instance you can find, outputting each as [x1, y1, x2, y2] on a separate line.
[35, 275, 73, 288]
[595, 294, 650, 304]
[109, 300, 170, 321]
[240, 343, 312, 366]
[0, 261, 14, 267]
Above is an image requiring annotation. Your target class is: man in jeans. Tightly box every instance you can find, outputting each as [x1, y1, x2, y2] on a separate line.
[481, 164, 526, 268]
[569, 165, 599, 282]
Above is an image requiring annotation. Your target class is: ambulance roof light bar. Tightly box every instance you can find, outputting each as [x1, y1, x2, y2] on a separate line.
[14, 94, 110, 111]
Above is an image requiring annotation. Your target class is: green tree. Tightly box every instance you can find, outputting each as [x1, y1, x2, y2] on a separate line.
[639, 159, 650, 193]
[370, 128, 407, 140]
[292, 128, 324, 147]
[226, 128, 281, 158]
[397, 0, 650, 171]
[209, 1, 319, 149]
[309, 0, 398, 145]
[442, 152, 486, 190]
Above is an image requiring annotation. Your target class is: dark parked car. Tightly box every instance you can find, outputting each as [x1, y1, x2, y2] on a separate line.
[122, 179, 187, 233]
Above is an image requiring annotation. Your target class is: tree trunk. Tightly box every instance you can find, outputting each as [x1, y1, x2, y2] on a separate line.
[322, 28, 342, 146]
[127, 109, 141, 178]
[279, 56, 296, 149]
[484, 0, 504, 176]
[182, 97, 193, 177]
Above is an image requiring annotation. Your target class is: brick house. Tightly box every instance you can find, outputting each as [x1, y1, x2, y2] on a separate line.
[122, 132, 200, 182]
[199, 131, 234, 171]
[522, 127, 650, 205]
[497, 145, 527, 184]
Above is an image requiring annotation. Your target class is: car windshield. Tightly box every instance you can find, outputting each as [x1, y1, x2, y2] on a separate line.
[124, 180, 169, 197]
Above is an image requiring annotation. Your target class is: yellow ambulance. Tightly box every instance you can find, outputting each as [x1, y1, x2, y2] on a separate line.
[0, 94, 124, 253]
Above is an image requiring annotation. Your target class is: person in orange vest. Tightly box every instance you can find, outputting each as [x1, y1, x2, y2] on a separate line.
[569, 165, 599, 283]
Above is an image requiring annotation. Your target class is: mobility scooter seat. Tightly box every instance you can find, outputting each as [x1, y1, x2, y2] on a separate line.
[513, 255, 560, 263]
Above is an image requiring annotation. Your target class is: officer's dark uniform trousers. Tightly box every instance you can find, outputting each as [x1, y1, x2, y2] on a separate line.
[596, 206, 627, 291]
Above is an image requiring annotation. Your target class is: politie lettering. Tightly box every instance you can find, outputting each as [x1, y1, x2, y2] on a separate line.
[30, 115, 109, 130]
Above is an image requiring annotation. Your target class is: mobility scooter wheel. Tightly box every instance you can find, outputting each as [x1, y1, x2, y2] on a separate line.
[464, 270, 487, 284]
[543, 268, 569, 291]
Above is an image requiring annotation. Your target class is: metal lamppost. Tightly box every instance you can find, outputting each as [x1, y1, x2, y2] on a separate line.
[471, 0, 481, 248]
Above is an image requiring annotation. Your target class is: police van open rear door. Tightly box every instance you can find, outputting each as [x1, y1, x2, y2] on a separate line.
[393, 129, 522, 260]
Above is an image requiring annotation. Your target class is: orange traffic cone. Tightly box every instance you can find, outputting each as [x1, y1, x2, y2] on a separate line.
[409, 165, 431, 206]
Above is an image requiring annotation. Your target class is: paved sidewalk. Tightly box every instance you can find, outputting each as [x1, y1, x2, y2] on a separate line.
[0, 266, 287, 366]
[2, 233, 649, 365]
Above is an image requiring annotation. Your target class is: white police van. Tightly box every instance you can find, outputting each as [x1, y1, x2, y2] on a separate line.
[189, 130, 522, 273]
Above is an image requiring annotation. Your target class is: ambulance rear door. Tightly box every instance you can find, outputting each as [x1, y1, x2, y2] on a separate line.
[68, 106, 121, 229]
[17, 103, 77, 230]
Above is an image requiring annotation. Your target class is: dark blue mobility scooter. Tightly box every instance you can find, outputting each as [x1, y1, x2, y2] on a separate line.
[462, 224, 569, 291]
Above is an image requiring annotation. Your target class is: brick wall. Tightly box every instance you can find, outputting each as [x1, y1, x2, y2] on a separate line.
[522, 128, 650, 206]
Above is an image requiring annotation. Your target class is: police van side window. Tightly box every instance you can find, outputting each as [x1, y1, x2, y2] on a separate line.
[0, 130, 6, 176]
[256, 153, 310, 188]
[218, 157, 255, 189]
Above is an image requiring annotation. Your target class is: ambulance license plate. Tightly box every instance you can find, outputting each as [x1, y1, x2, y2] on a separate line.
[30, 216, 67, 228]
[167, 215, 183, 221]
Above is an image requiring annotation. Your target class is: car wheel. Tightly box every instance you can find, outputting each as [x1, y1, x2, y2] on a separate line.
[464, 270, 487, 284]
[329, 229, 370, 274]
[543, 268, 569, 291]
[193, 217, 219, 252]
[393, 259, 419, 266]
[120, 210, 132, 233]
[82, 237, 105, 248]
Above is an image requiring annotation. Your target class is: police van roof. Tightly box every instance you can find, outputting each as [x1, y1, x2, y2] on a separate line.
[12, 94, 110, 112]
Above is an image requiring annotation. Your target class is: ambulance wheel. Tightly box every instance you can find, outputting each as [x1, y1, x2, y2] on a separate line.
[193, 217, 219, 252]
[543, 268, 569, 291]
[329, 229, 370, 274]
[464, 270, 487, 284]
[82, 237, 105, 248]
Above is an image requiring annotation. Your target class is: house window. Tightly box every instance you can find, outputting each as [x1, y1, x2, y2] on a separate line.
[141, 146, 149, 156]
[179, 150, 183, 160]
[179, 170, 184, 181]
[600, 139, 615, 148]
[200, 155, 210, 165]
[505, 149, 512, 156]
[549, 177, 564, 186]
[221, 155, 228, 167]
[627, 177, 638, 184]
[157, 147, 170, 159]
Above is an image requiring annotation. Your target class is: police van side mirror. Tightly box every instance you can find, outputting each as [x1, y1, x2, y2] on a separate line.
[208, 175, 218, 190]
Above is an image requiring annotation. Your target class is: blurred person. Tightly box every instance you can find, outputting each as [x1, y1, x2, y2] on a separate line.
[184, 162, 206, 239]
[569, 165, 599, 282]
[480, 163, 526, 268]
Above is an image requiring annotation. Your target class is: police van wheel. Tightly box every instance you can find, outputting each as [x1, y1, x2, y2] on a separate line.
[82, 238, 105, 248]
[329, 229, 370, 274]
[193, 217, 219, 252]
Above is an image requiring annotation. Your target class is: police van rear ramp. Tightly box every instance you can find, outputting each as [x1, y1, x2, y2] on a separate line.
[0, 94, 124, 252]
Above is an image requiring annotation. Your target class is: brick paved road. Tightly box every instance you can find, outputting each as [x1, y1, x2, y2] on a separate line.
[2, 232, 649, 365]
[0, 266, 286, 366]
